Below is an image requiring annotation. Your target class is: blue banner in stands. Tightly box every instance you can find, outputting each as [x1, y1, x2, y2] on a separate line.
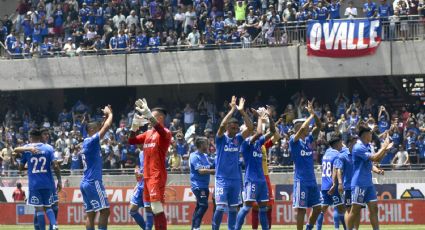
[306, 19, 382, 57]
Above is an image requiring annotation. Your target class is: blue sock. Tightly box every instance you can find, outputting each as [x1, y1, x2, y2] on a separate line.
[52, 203, 59, 219]
[145, 211, 154, 230]
[316, 211, 324, 230]
[306, 223, 314, 230]
[130, 210, 146, 229]
[193, 204, 208, 229]
[235, 205, 251, 230]
[339, 213, 346, 230]
[36, 211, 46, 230]
[34, 213, 40, 230]
[333, 209, 340, 229]
[45, 208, 57, 227]
[228, 207, 237, 230]
[86, 228, 95, 230]
[259, 207, 269, 230]
[98, 227, 107, 230]
[212, 208, 224, 230]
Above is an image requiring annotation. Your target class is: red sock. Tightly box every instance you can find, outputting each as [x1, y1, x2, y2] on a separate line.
[267, 208, 272, 229]
[252, 209, 259, 229]
[154, 212, 167, 230]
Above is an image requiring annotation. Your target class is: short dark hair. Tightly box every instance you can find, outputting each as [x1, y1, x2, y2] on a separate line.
[87, 121, 101, 131]
[195, 136, 208, 148]
[358, 125, 372, 137]
[29, 128, 42, 137]
[328, 133, 342, 147]
[152, 107, 167, 116]
[40, 128, 49, 134]
[227, 118, 239, 125]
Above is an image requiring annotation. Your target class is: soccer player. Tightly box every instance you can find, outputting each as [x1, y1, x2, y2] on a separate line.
[316, 133, 346, 230]
[16, 129, 60, 230]
[14, 128, 62, 230]
[41, 128, 62, 230]
[128, 99, 172, 230]
[236, 107, 276, 230]
[80, 105, 113, 230]
[290, 100, 322, 230]
[189, 137, 215, 230]
[347, 125, 393, 230]
[129, 150, 154, 230]
[213, 96, 254, 230]
[335, 136, 356, 228]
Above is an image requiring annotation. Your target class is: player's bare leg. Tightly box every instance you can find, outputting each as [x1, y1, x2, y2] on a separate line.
[85, 212, 96, 230]
[308, 205, 322, 228]
[344, 206, 351, 227]
[98, 208, 110, 230]
[368, 201, 379, 229]
[347, 204, 362, 229]
[296, 208, 306, 230]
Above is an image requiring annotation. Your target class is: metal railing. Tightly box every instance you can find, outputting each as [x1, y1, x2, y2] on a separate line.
[252, 17, 425, 46]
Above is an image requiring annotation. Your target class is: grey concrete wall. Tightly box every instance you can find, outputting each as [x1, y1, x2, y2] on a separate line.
[126, 46, 299, 86]
[0, 55, 126, 90]
[392, 41, 425, 75]
[1, 41, 425, 91]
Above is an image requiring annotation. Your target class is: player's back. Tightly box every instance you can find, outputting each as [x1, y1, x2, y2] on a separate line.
[321, 147, 339, 190]
[351, 140, 373, 187]
[338, 147, 353, 190]
[22, 143, 55, 190]
[241, 136, 266, 183]
[289, 134, 316, 185]
[81, 132, 103, 182]
[215, 133, 243, 181]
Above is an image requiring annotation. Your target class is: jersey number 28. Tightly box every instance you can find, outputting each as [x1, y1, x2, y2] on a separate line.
[322, 161, 332, 177]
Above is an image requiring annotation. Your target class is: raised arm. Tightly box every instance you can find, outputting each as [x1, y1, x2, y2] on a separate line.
[134, 98, 169, 137]
[309, 102, 322, 140]
[217, 96, 237, 137]
[99, 105, 113, 139]
[250, 110, 265, 145]
[369, 136, 393, 162]
[238, 98, 254, 139]
[293, 115, 315, 142]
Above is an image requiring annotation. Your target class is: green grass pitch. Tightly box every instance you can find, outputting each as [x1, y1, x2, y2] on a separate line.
[1, 225, 425, 230]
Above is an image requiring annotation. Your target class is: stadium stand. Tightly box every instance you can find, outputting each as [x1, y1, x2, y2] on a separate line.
[0, 0, 424, 58]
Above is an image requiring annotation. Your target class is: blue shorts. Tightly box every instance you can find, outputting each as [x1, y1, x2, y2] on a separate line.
[192, 188, 210, 206]
[321, 190, 343, 207]
[215, 178, 242, 206]
[80, 180, 110, 212]
[293, 181, 321, 209]
[344, 190, 352, 207]
[351, 186, 377, 206]
[243, 181, 269, 203]
[28, 188, 54, 207]
[130, 182, 144, 207]
[52, 185, 59, 203]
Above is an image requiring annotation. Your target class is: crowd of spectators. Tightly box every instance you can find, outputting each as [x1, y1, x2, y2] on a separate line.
[0, 90, 424, 176]
[1, 0, 424, 57]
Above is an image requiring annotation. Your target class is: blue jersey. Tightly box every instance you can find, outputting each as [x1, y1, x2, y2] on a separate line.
[289, 134, 317, 186]
[334, 147, 353, 190]
[136, 151, 144, 187]
[363, 2, 377, 18]
[20, 143, 56, 190]
[378, 117, 389, 133]
[241, 135, 266, 183]
[378, 4, 393, 17]
[190, 151, 212, 189]
[81, 133, 103, 182]
[321, 147, 340, 190]
[71, 153, 82, 170]
[316, 7, 328, 21]
[351, 140, 373, 187]
[328, 3, 341, 19]
[215, 133, 244, 180]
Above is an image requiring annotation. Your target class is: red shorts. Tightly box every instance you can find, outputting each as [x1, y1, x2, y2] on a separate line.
[143, 178, 166, 204]
[265, 175, 274, 206]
